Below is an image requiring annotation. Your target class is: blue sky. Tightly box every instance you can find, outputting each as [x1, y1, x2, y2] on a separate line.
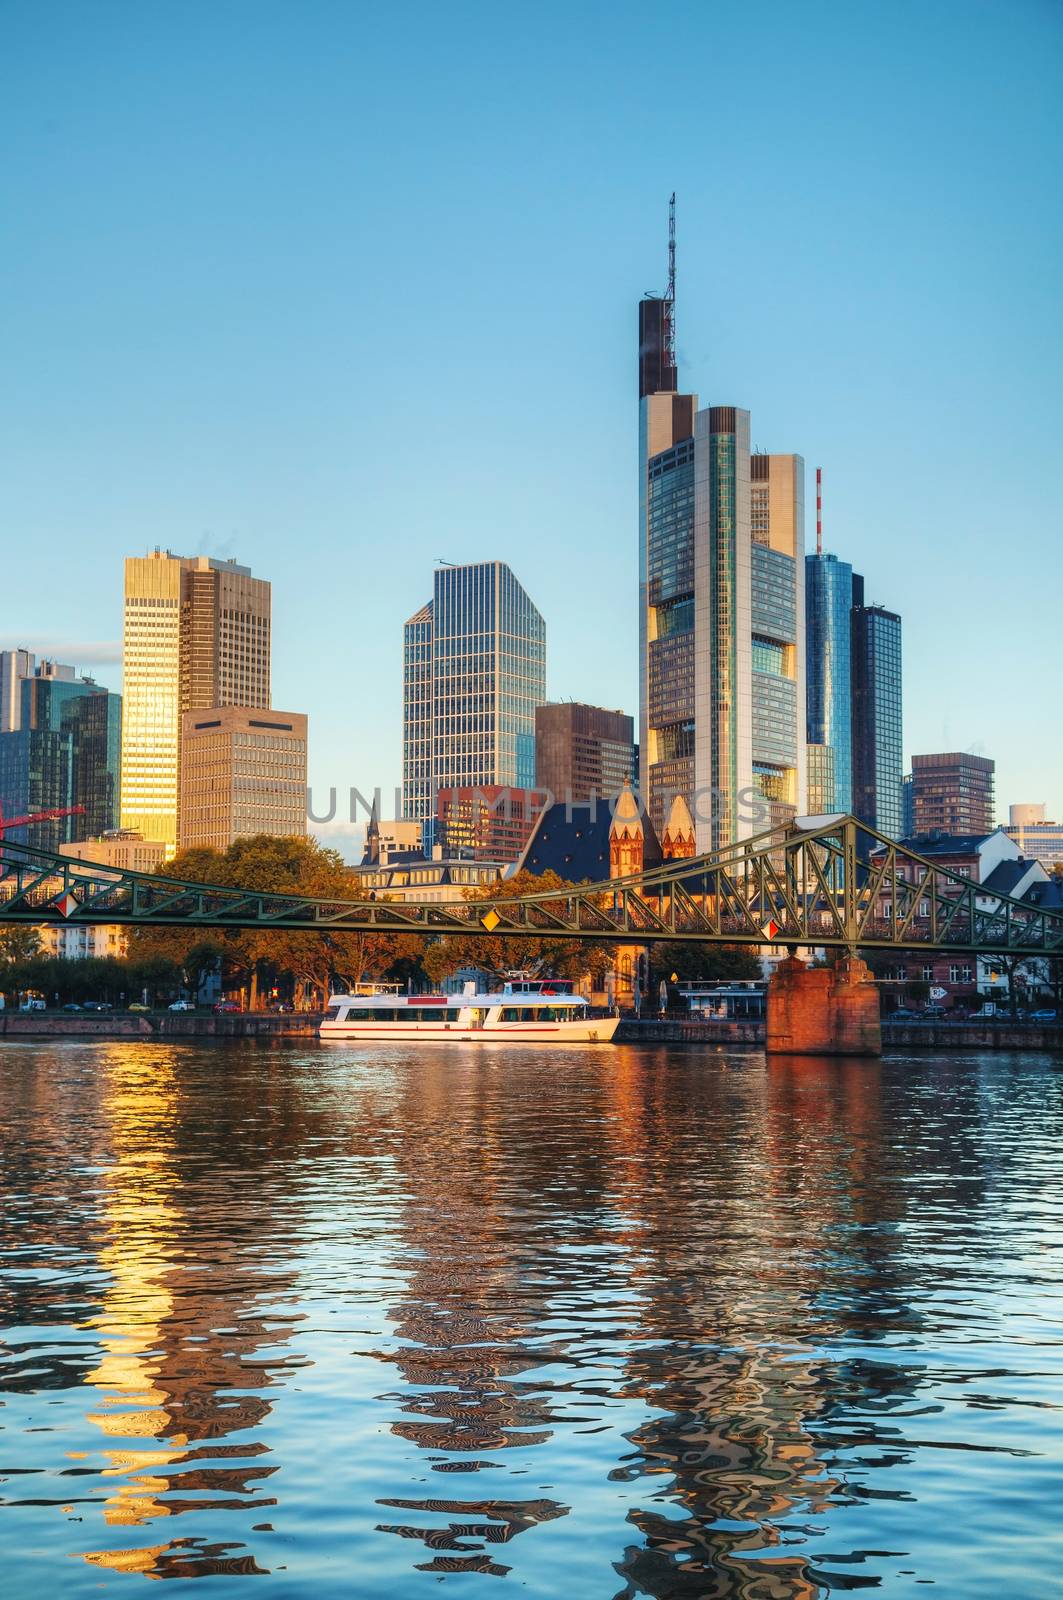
[2, 0, 1061, 857]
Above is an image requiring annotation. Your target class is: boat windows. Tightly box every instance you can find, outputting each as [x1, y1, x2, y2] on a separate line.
[325, 1005, 342, 1020]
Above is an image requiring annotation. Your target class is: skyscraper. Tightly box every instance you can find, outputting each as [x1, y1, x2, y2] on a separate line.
[401, 561, 545, 826]
[120, 551, 270, 852]
[805, 551, 854, 812]
[850, 575, 903, 837]
[638, 217, 805, 848]
[0, 668, 121, 848]
[0, 649, 35, 733]
[910, 752, 995, 836]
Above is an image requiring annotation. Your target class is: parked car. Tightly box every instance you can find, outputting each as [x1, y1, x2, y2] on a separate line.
[213, 1000, 242, 1014]
[20, 998, 46, 1012]
[889, 1008, 921, 1021]
[61, 1002, 83, 1012]
[83, 1001, 112, 1012]
[923, 1006, 947, 1019]
[128, 1002, 151, 1013]
[168, 1000, 194, 1011]
[1029, 1009, 1058, 1023]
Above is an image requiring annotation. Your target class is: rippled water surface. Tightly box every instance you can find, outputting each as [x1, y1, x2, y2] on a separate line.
[1, 1041, 1061, 1597]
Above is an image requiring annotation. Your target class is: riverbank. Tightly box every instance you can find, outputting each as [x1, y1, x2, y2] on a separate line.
[2, 1011, 1060, 1050]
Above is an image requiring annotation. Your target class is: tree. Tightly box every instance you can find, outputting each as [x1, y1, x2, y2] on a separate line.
[422, 870, 616, 989]
[650, 941, 761, 985]
[0, 927, 42, 966]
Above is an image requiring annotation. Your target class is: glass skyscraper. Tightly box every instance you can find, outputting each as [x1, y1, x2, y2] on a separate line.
[0, 674, 121, 850]
[805, 550, 854, 812]
[640, 379, 805, 847]
[851, 578, 903, 838]
[402, 561, 545, 825]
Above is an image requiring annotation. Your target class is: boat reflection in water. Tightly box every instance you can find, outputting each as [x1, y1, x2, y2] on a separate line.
[0, 1039, 1057, 1597]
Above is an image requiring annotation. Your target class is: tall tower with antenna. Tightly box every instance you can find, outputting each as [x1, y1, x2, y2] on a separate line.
[638, 194, 678, 398]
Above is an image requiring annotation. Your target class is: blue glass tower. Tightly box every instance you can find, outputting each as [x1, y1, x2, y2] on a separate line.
[851, 578, 903, 838]
[805, 552, 854, 812]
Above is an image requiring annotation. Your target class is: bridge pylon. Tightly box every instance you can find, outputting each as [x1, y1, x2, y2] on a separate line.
[765, 950, 881, 1057]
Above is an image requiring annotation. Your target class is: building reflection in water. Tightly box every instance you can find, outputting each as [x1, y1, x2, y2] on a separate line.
[369, 1058, 573, 1575]
[603, 1052, 928, 1599]
[76, 1044, 302, 1580]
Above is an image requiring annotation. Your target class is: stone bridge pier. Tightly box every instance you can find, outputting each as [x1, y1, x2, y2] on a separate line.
[765, 952, 881, 1056]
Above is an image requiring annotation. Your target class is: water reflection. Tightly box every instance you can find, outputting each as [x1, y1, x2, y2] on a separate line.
[0, 1040, 1059, 1597]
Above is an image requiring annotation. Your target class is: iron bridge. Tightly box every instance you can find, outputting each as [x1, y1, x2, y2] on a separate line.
[1, 816, 1061, 958]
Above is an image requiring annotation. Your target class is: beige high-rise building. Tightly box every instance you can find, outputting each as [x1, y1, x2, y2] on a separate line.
[179, 707, 307, 853]
[120, 552, 271, 852]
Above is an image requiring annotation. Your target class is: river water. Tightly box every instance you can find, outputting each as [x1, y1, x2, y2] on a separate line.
[0, 1040, 1060, 1598]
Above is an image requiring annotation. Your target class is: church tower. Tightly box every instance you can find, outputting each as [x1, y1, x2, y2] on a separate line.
[661, 793, 696, 860]
[609, 782, 645, 879]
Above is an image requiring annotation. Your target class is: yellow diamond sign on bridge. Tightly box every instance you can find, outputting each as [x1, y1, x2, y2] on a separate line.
[481, 909, 501, 933]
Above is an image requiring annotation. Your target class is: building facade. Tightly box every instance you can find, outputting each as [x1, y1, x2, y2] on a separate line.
[534, 702, 635, 805]
[178, 707, 306, 853]
[806, 742, 836, 814]
[805, 551, 854, 812]
[435, 784, 548, 863]
[60, 831, 167, 874]
[639, 360, 805, 847]
[1006, 803, 1063, 868]
[910, 751, 995, 836]
[401, 561, 545, 824]
[0, 648, 36, 733]
[120, 552, 271, 852]
[850, 578, 903, 837]
[0, 670, 121, 848]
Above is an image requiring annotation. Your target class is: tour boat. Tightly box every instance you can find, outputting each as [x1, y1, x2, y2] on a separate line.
[319, 979, 619, 1044]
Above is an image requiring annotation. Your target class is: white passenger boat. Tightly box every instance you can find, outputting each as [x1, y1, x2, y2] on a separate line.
[319, 979, 619, 1044]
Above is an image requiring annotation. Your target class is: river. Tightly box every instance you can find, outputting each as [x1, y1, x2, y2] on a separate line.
[1, 1040, 1060, 1597]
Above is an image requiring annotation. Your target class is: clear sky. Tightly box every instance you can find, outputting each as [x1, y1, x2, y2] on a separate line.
[3, 0, 1061, 858]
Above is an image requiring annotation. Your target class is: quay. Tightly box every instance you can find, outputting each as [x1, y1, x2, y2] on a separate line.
[0, 1010, 1059, 1052]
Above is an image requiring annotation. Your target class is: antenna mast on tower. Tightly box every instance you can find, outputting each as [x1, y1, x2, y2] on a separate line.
[665, 192, 677, 368]
[816, 466, 823, 556]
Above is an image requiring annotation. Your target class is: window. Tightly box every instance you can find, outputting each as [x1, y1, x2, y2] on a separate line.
[922, 965, 934, 983]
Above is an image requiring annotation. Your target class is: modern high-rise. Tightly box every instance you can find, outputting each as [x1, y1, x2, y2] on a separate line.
[178, 707, 306, 853]
[120, 551, 271, 852]
[850, 575, 903, 837]
[1006, 803, 1063, 868]
[910, 752, 995, 836]
[638, 249, 805, 847]
[535, 702, 636, 804]
[805, 550, 854, 812]
[401, 561, 545, 825]
[0, 670, 121, 848]
[0, 649, 36, 732]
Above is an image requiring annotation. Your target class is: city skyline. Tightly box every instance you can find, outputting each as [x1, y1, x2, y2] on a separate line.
[3, 2, 1060, 858]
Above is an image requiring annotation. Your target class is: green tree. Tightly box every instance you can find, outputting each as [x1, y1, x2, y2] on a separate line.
[422, 869, 616, 989]
[650, 941, 761, 986]
[0, 926, 43, 966]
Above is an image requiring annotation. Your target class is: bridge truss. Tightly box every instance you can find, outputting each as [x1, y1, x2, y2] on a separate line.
[1, 816, 1061, 959]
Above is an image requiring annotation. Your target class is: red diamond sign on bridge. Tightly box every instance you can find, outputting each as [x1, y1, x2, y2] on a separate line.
[57, 892, 79, 919]
[761, 918, 781, 941]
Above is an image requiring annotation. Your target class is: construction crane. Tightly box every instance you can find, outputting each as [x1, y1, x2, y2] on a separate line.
[0, 801, 86, 837]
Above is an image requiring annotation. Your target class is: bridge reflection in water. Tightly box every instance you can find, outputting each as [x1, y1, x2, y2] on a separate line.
[0, 1041, 1056, 1597]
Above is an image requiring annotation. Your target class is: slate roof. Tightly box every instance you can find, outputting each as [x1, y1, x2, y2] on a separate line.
[515, 801, 662, 882]
[980, 859, 1041, 897]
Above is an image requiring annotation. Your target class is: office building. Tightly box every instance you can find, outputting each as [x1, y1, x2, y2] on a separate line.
[178, 707, 306, 853]
[535, 702, 635, 805]
[0, 670, 122, 848]
[1, 649, 36, 732]
[1005, 803, 1063, 868]
[910, 751, 995, 836]
[805, 551, 854, 812]
[435, 784, 548, 863]
[120, 551, 271, 853]
[850, 576, 903, 837]
[639, 254, 805, 846]
[806, 742, 836, 814]
[362, 813, 424, 865]
[401, 561, 545, 824]
[0, 728, 73, 850]
[60, 831, 167, 874]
